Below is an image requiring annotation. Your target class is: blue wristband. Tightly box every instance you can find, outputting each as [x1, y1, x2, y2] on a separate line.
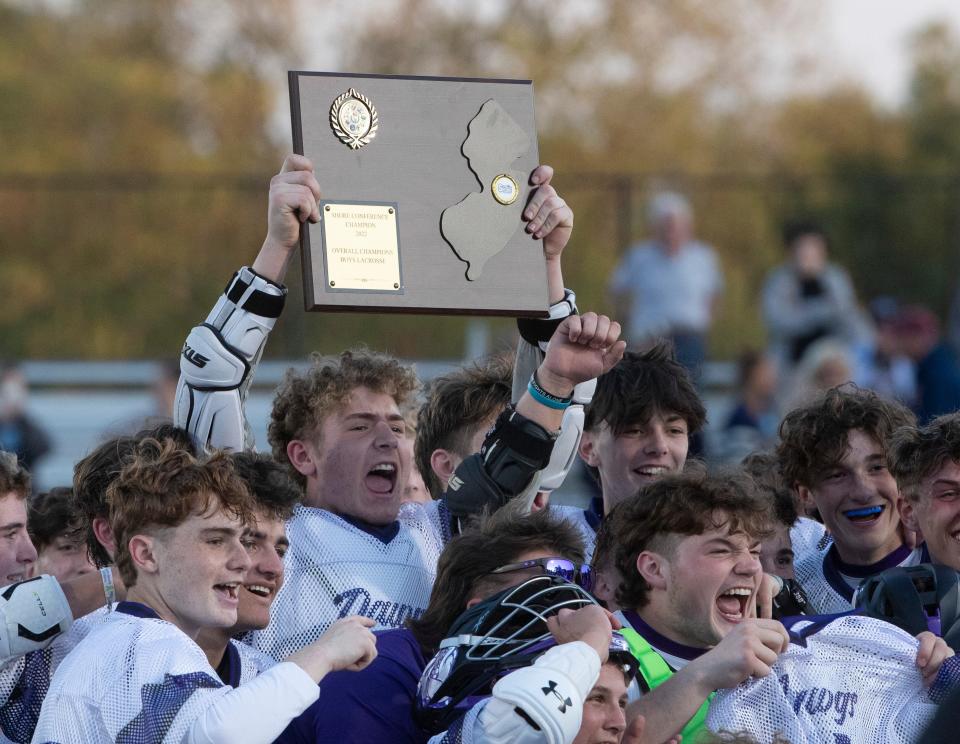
[528, 374, 572, 410]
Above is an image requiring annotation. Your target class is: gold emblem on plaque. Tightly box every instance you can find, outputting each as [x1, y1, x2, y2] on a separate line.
[330, 87, 379, 149]
[490, 173, 519, 205]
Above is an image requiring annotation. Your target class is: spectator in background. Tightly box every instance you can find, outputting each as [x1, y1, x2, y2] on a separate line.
[780, 337, 854, 413]
[761, 220, 861, 374]
[27, 487, 94, 582]
[105, 359, 181, 437]
[946, 279, 960, 361]
[716, 350, 779, 463]
[0, 362, 51, 474]
[852, 296, 918, 407]
[608, 191, 723, 378]
[150, 359, 180, 422]
[897, 305, 960, 424]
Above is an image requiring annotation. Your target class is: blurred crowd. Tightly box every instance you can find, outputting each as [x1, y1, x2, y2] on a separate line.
[609, 193, 960, 467]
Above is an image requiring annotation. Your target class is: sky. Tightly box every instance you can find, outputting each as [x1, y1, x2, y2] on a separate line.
[823, 0, 960, 106]
[294, 1, 960, 110]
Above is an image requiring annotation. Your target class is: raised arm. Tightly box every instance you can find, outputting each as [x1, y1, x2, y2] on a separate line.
[512, 163, 574, 400]
[174, 156, 320, 451]
[511, 166, 596, 498]
[444, 313, 624, 523]
[184, 615, 376, 744]
[443, 165, 623, 521]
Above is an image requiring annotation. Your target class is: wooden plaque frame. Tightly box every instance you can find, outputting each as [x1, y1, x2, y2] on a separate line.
[289, 71, 548, 316]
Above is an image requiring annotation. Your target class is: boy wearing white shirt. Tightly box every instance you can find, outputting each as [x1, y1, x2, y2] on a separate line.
[35, 442, 375, 744]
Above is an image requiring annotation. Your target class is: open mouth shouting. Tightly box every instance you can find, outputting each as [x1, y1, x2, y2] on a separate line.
[365, 462, 398, 495]
[842, 504, 885, 527]
[213, 582, 240, 606]
[716, 586, 753, 624]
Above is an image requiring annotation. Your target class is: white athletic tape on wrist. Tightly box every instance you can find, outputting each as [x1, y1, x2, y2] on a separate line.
[538, 290, 579, 353]
[100, 567, 116, 609]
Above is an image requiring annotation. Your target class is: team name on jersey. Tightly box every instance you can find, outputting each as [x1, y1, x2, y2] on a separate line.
[334, 587, 425, 626]
[779, 673, 858, 726]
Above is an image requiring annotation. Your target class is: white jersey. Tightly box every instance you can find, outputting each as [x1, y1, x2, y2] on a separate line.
[245, 500, 449, 659]
[34, 606, 236, 743]
[795, 541, 926, 615]
[790, 517, 827, 560]
[34, 603, 309, 744]
[707, 614, 959, 743]
[0, 604, 111, 743]
[230, 639, 275, 685]
[0, 605, 271, 743]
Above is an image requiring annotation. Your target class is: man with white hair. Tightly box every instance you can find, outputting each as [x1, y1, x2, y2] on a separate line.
[608, 191, 723, 375]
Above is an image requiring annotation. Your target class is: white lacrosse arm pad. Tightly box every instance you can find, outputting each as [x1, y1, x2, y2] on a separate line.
[471, 641, 601, 744]
[512, 289, 590, 500]
[175, 267, 287, 451]
[0, 575, 72, 662]
[538, 379, 596, 494]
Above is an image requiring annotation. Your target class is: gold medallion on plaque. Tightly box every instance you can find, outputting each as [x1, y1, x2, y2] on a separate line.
[490, 173, 519, 205]
[330, 87, 379, 149]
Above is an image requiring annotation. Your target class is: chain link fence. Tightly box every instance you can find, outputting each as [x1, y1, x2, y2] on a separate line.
[3, 170, 959, 361]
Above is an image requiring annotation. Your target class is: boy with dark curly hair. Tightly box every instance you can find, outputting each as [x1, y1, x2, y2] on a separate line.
[592, 469, 787, 744]
[776, 385, 921, 613]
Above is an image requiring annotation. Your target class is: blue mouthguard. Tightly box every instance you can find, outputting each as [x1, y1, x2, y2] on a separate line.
[843, 505, 884, 518]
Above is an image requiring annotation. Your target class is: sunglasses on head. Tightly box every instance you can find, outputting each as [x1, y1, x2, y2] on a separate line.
[490, 557, 594, 593]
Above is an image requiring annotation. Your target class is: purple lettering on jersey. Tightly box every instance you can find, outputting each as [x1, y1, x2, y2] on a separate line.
[334, 588, 425, 626]
[335, 587, 371, 616]
[780, 674, 857, 726]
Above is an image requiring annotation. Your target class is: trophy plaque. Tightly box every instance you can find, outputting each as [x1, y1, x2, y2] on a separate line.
[289, 71, 548, 316]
